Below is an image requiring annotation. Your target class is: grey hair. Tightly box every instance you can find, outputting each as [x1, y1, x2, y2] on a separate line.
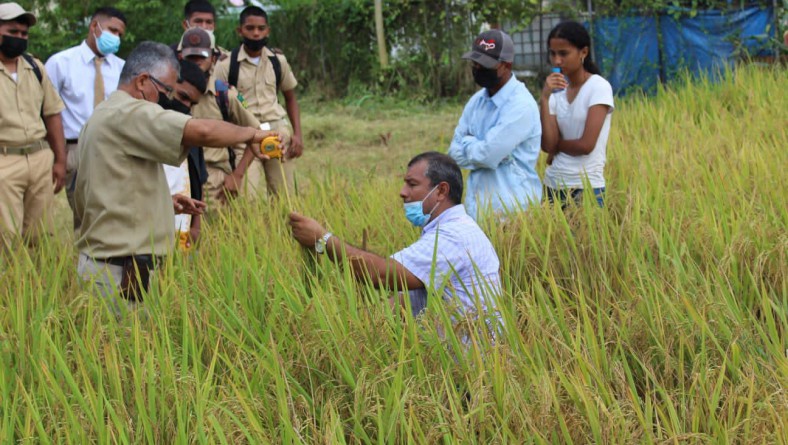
[407, 151, 464, 204]
[118, 41, 180, 85]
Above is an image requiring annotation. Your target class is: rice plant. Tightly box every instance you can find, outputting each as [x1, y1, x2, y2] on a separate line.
[0, 64, 785, 443]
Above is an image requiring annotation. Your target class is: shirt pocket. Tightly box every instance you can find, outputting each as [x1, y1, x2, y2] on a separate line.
[262, 63, 276, 88]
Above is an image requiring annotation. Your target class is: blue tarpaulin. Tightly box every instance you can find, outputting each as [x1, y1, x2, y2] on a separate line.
[591, 5, 776, 95]
[592, 15, 661, 95]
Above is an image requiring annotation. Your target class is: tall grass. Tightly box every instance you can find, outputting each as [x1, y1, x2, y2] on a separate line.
[1, 65, 786, 443]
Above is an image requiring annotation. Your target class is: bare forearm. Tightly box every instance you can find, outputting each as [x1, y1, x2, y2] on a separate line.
[326, 237, 408, 289]
[539, 97, 559, 154]
[182, 119, 257, 149]
[232, 146, 256, 177]
[43, 114, 66, 162]
[284, 91, 302, 137]
[556, 139, 594, 156]
[555, 105, 608, 157]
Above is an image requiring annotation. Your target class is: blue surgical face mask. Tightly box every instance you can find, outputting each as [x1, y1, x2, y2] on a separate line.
[95, 22, 121, 56]
[403, 185, 439, 227]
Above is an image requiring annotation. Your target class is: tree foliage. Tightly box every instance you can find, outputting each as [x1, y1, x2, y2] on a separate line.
[26, 0, 229, 61]
[23, 0, 780, 99]
[268, 0, 541, 99]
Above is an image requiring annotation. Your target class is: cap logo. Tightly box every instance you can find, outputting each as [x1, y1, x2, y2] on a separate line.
[478, 39, 496, 51]
[188, 33, 202, 45]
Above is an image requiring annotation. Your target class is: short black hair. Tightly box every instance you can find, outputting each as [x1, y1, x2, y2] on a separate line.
[178, 59, 207, 94]
[184, 1, 216, 20]
[239, 6, 268, 25]
[92, 7, 127, 26]
[408, 152, 464, 205]
[0, 18, 30, 26]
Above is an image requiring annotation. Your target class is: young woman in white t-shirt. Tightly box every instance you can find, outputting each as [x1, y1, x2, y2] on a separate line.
[540, 21, 614, 208]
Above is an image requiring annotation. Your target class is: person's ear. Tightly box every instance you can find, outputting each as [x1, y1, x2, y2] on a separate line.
[438, 182, 450, 201]
[134, 73, 149, 96]
[182, 19, 189, 31]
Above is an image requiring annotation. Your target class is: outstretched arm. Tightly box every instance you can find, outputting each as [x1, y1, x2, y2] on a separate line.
[288, 212, 423, 290]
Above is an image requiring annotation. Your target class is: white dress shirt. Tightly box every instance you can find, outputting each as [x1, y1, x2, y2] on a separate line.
[164, 162, 192, 233]
[391, 205, 501, 318]
[45, 41, 125, 140]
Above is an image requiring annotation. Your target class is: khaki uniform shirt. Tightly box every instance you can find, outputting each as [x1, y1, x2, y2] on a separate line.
[0, 56, 64, 147]
[194, 74, 260, 171]
[75, 91, 191, 258]
[214, 46, 297, 123]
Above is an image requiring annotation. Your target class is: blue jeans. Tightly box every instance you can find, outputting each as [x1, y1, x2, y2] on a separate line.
[545, 187, 605, 209]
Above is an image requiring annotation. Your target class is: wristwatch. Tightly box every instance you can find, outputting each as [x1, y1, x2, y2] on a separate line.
[315, 232, 333, 254]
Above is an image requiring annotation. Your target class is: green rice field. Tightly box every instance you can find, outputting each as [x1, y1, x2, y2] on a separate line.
[1, 65, 786, 443]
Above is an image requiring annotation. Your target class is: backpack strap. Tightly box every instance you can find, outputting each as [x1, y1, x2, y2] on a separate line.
[214, 79, 231, 122]
[214, 79, 236, 171]
[21, 53, 44, 118]
[228, 47, 240, 88]
[268, 54, 281, 92]
[21, 53, 42, 83]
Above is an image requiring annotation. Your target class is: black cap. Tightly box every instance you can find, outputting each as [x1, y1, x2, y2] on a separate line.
[462, 29, 515, 68]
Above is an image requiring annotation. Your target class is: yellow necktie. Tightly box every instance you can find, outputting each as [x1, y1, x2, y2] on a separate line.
[94, 57, 105, 109]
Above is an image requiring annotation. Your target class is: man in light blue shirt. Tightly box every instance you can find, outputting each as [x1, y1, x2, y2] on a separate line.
[448, 29, 542, 220]
[289, 152, 501, 319]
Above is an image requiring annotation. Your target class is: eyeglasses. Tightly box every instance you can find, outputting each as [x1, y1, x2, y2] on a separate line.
[148, 74, 175, 100]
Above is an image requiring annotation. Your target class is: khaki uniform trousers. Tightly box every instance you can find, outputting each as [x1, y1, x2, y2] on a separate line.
[65, 142, 81, 230]
[0, 146, 54, 240]
[234, 119, 295, 199]
[203, 164, 229, 210]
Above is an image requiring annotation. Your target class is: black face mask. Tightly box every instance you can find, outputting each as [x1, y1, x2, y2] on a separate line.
[0, 35, 28, 59]
[243, 36, 268, 52]
[156, 91, 172, 108]
[472, 66, 501, 90]
[161, 95, 192, 115]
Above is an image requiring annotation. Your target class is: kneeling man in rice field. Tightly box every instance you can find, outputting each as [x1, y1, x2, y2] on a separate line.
[74, 41, 276, 314]
[289, 152, 501, 319]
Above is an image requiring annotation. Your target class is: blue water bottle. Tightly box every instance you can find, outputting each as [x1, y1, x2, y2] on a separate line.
[551, 67, 565, 93]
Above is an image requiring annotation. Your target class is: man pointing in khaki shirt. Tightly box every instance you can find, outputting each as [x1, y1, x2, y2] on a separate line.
[75, 41, 276, 311]
[0, 2, 66, 243]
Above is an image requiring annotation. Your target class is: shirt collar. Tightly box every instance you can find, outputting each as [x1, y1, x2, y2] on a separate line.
[79, 40, 116, 66]
[237, 45, 272, 62]
[205, 72, 217, 94]
[422, 204, 466, 233]
[0, 58, 34, 73]
[485, 75, 518, 108]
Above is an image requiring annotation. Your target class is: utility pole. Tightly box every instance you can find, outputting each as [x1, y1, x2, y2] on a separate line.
[374, 0, 389, 68]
